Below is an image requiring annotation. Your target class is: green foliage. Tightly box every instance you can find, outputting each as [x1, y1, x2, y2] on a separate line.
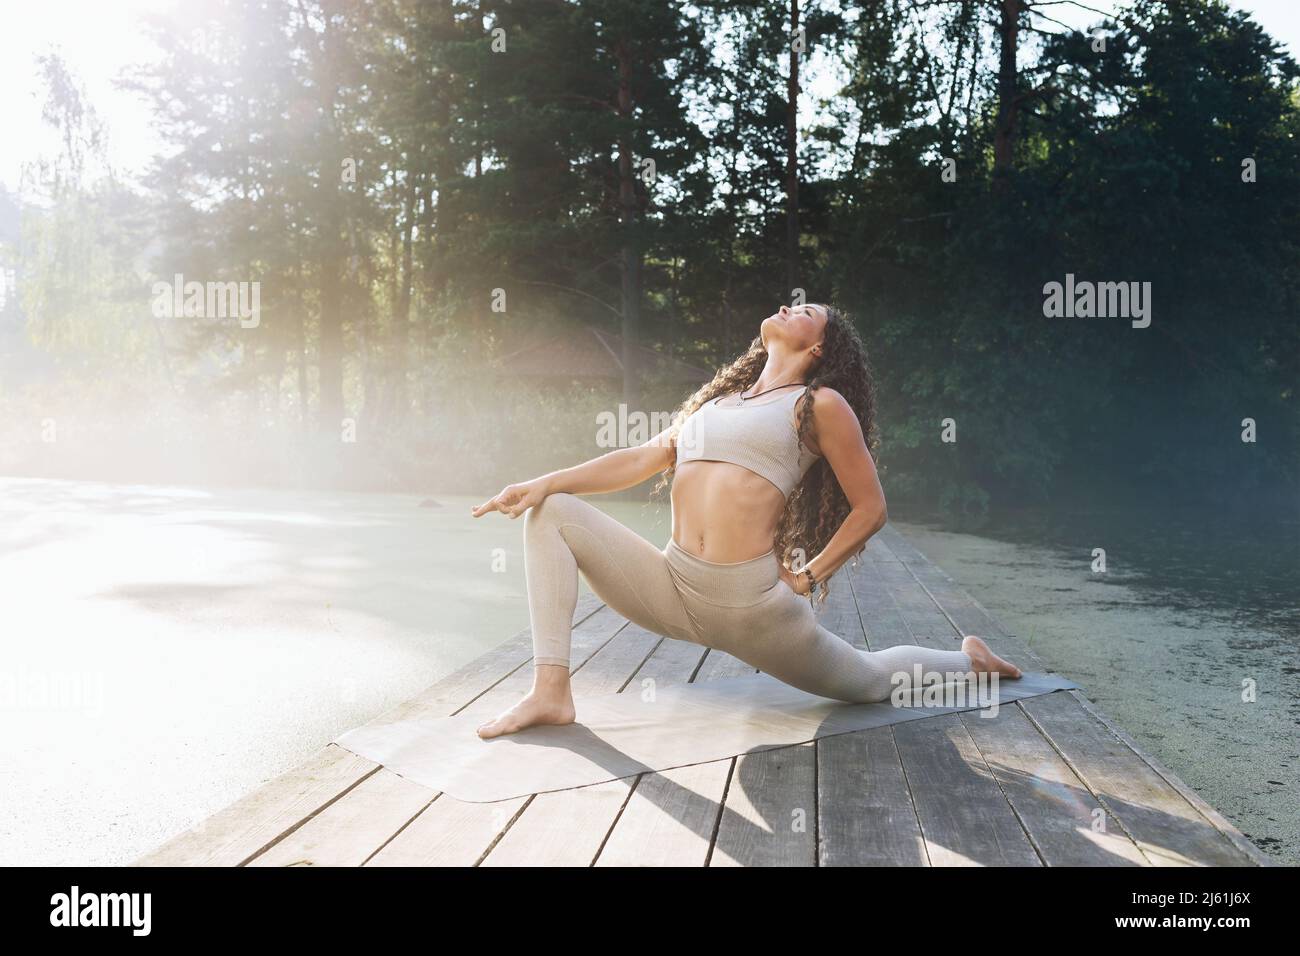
[3, 0, 1296, 516]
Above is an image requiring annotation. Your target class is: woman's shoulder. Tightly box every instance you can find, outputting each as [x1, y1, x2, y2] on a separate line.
[803, 384, 851, 414]
[799, 386, 858, 453]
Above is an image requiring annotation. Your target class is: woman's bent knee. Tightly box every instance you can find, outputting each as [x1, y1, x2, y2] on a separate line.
[525, 491, 581, 529]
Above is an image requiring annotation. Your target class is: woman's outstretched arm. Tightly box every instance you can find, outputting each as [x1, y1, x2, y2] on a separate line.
[471, 425, 677, 519]
[541, 426, 677, 497]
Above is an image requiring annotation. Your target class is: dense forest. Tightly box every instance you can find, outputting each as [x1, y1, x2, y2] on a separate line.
[1, 0, 1296, 519]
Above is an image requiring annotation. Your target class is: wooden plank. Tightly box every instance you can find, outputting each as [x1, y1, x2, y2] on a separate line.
[396, 599, 743, 868]
[491, 616, 772, 868]
[348, 607, 642, 867]
[696, 646, 760, 680]
[878, 524, 1267, 866]
[246, 770, 436, 867]
[451, 606, 795, 867]
[818, 728, 929, 866]
[711, 742, 817, 867]
[875, 525, 1030, 662]
[867, 538, 1146, 865]
[373, 611, 655, 868]
[957, 703, 1146, 866]
[478, 782, 635, 867]
[594, 759, 734, 867]
[596, 624, 771, 865]
[881, 524, 1268, 865]
[569, 622, 663, 695]
[709, 573, 862, 868]
[629, 628, 714, 687]
[869, 534, 1150, 865]
[367, 794, 532, 867]
[870, 547, 961, 643]
[892, 715, 1042, 866]
[1021, 692, 1256, 866]
[817, 565, 869, 649]
[820, 564, 953, 866]
[848, 558, 918, 648]
[865, 535, 900, 562]
[855, 547, 1042, 866]
[240, 601, 626, 867]
[133, 746, 379, 867]
[1043, 692, 1271, 866]
[463, 621, 664, 867]
[481, 625, 711, 866]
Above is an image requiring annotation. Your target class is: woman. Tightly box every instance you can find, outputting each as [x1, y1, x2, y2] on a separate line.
[471, 303, 1021, 739]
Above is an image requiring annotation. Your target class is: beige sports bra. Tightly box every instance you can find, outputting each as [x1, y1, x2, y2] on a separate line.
[674, 385, 820, 498]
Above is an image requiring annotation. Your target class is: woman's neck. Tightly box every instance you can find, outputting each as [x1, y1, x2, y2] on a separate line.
[750, 351, 809, 394]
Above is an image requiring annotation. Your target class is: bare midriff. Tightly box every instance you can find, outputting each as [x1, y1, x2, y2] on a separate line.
[670, 460, 787, 563]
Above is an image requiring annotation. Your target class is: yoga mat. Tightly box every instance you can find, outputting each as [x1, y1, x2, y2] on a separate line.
[333, 669, 1081, 803]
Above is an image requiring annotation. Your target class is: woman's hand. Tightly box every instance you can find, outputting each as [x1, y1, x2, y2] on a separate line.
[471, 478, 551, 519]
[778, 563, 812, 596]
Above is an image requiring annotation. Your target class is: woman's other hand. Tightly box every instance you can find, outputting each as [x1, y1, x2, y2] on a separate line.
[778, 563, 811, 596]
[471, 478, 551, 519]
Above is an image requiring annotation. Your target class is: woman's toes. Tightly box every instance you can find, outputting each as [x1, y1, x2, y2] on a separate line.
[476, 716, 511, 739]
[475, 694, 576, 739]
[962, 635, 1022, 679]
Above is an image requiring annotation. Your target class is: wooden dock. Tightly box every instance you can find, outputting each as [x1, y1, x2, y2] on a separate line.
[135, 524, 1271, 867]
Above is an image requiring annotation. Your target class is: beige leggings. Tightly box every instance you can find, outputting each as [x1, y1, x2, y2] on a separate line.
[523, 493, 973, 704]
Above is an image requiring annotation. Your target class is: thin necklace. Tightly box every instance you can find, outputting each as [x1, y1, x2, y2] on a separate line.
[739, 380, 807, 403]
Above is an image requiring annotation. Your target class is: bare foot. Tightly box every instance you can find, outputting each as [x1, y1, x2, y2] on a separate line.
[476, 687, 576, 739]
[962, 635, 1022, 679]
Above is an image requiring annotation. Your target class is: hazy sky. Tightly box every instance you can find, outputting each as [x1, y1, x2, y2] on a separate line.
[1, 0, 1297, 193]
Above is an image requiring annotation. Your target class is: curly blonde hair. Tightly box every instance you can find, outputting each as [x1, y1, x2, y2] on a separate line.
[651, 306, 879, 608]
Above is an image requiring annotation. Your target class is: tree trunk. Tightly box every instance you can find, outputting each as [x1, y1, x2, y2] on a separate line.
[389, 167, 416, 424]
[315, 6, 345, 437]
[785, 0, 801, 293]
[616, 40, 640, 410]
[295, 258, 308, 437]
[317, 245, 344, 433]
[993, 0, 1021, 182]
[428, 0, 455, 377]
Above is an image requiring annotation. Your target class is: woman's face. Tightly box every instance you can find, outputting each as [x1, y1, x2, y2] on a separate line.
[762, 303, 829, 351]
